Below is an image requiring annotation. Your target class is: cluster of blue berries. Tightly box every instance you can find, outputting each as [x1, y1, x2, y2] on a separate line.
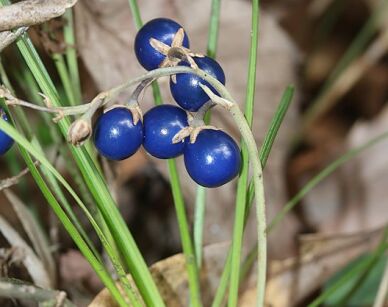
[93, 18, 241, 188]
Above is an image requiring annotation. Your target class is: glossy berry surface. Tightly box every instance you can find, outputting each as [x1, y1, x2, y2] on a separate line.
[93, 108, 143, 161]
[170, 56, 226, 112]
[135, 18, 190, 71]
[143, 104, 188, 159]
[0, 109, 14, 156]
[184, 129, 241, 188]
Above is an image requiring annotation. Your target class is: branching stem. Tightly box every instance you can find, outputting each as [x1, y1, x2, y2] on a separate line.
[5, 66, 267, 303]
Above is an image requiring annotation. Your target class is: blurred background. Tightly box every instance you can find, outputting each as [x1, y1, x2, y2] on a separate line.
[0, 0, 387, 305]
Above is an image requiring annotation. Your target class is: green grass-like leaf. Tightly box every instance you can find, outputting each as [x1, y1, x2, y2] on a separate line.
[308, 228, 388, 307]
[227, 0, 260, 305]
[63, 9, 82, 105]
[193, 0, 222, 270]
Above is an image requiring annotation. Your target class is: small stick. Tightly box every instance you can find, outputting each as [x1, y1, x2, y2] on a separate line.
[0, 161, 39, 191]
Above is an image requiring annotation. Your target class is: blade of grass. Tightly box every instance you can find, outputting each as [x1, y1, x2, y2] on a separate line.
[193, 185, 206, 267]
[212, 85, 293, 307]
[63, 9, 82, 105]
[1, 60, 101, 262]
[206, 0, 222, 59]
[32, 139, 102, 260]
[247, 86, 294, 207]
[14, 64, 98, 220]
[373, 260, 388, 307]
[193, 0, 222, 269]
[308, 228, 388, 307]
[335, 252, 387, 306]
[52, 53, 75, 105]
[49, 25, 124, 282]
[168, 159, 202, 306]
[228, 0, 261, 305]
[127, 1, 201, 305]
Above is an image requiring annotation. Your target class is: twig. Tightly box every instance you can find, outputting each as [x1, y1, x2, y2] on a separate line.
[0, 161, 39, 191]
[0, 27, 28, 52]
[0, 0, 78, 32]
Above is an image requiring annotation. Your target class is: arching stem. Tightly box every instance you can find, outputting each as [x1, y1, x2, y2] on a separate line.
[5, 66, 267, 304]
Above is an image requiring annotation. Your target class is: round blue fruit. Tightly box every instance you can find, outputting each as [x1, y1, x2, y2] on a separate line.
[170, 56, 226, 112]
[0, 109, 14, 156]
[184, 129, 241, 188]
[93, 108, 143, 161]
[143, 104, 188, 159]
[135, 18, 190, 71]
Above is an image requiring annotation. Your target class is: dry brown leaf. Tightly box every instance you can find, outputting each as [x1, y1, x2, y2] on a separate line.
[304, 106, 388, 234]
[0, 215, 52, 288]
[4, 189, 56, 286]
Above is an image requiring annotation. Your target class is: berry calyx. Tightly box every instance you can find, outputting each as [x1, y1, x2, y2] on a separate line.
[93, 107, 143, 161]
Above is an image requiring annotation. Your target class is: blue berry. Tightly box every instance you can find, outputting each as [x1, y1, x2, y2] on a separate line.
[170, 56, 226, 112]
[0, 109, 14, 156]
[93, 108, 143, 160]
[135, 18, 190, 71]
[184, 129, 241, 188]
[143, 105, 188, 159]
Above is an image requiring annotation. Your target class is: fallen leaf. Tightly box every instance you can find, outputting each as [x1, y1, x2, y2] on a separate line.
[4, 189, 56, 287]
[0, 215, 52, 288]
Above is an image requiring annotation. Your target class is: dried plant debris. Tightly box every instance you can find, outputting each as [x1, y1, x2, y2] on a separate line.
[0, 0, 77, 32]
[4, 190, 56, 286]
[0, 278, 74, 306]
[0, 27, 28, 52]
[0, 215, 52, 288]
